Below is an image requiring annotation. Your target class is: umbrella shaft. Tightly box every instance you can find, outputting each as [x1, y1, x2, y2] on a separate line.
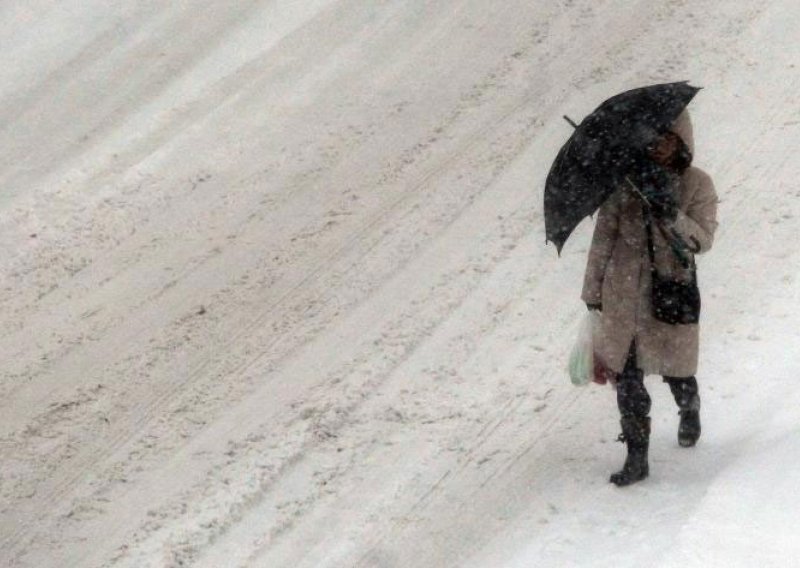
[624, 176, 691, 268]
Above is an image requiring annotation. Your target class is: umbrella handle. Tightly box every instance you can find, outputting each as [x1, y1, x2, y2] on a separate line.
[657, 223, 692, 269]
[563, 115, 579, 129]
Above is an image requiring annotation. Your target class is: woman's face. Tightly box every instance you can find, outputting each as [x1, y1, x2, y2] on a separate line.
[648, 132, 680, 166]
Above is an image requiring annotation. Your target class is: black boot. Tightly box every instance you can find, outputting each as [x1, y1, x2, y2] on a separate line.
[665, 377, 701, 447]
[610, 415, 650, 486]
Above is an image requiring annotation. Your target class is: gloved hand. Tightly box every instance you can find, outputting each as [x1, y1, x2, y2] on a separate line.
[586, 302, 602, 312]
[632, 162, 679, 222]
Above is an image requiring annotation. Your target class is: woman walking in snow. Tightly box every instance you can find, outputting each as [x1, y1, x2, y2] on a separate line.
[582, 111, 718, 486]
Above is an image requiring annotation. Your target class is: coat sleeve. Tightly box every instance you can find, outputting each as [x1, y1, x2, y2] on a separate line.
[581, 194, 620, 305]
[670, 169, 719, 254]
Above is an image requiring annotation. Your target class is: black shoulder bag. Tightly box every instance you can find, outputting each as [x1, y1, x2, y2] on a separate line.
[644, 212, 701, 325]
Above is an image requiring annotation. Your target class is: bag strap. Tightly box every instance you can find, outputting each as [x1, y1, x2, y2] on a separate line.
[643, 210, 658, 273]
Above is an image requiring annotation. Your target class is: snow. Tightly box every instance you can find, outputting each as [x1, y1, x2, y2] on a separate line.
[1, 1, 799, 567]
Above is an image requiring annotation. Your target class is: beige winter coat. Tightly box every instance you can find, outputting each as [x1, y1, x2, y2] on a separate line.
[581, 114, 718, 378]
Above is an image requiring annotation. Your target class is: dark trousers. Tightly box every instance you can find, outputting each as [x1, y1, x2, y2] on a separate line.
[617, 343, 651, 419]
[617, 342, 696, 418]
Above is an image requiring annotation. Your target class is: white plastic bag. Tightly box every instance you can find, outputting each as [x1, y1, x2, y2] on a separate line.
[567, 311, 599, 386]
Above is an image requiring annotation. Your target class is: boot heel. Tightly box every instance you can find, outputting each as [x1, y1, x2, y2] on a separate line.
[678, 409, 701, 447]
[666, 377, 701, 447]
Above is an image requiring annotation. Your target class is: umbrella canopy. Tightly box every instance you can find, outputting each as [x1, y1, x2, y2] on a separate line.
[544, 81, 700, 253]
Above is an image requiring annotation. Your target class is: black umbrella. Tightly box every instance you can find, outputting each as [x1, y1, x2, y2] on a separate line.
[544, 81, 700, 253]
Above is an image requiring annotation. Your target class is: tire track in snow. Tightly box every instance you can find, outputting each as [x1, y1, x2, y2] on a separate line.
[0, 16, 550, 563]
[102, 87, 551, 568]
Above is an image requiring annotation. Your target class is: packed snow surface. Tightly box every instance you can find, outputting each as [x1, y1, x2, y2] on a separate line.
[1, 1, 799, 567]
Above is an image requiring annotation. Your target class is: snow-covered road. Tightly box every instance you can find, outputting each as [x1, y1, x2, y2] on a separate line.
[1, 1, 799, 566]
